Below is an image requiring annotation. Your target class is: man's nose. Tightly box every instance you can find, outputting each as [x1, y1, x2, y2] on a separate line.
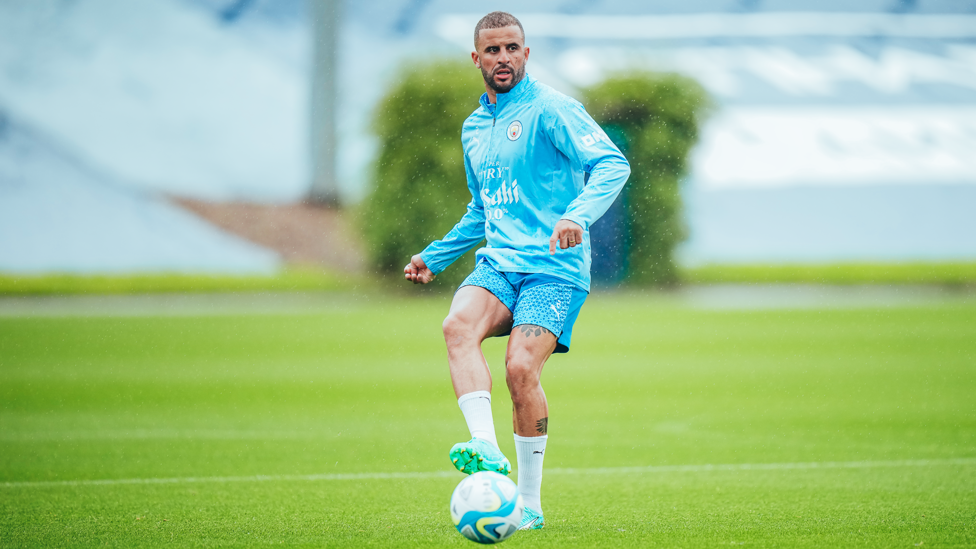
[498, 49, 511, 64]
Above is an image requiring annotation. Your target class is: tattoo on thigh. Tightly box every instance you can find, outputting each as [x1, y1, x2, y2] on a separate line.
[536, 417, 548, 435]
[519, 324, 552, 338]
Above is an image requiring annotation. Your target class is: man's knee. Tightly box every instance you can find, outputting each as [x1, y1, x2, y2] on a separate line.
[505, 353, 540, 391]
[442, 313, 474, 346]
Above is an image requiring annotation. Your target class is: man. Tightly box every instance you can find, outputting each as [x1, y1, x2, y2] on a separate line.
[403, 11, 630, 531]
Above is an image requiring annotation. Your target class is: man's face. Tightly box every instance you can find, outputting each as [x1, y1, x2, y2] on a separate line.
[472, 25, 529, 96]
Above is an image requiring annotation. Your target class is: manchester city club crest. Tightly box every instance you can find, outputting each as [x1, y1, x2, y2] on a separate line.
[507, 120, 522, 141]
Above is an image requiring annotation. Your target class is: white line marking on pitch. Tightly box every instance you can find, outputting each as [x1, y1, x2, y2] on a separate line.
[3, 458, 974, 489]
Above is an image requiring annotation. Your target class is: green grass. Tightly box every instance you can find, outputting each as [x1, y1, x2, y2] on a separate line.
[0, 268, 359, 296]
[683, 262, 976, 285]
[5, 261, 975, 298]
[1, 293, 975, 547]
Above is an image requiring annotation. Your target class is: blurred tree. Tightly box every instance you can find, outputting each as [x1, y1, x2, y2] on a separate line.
[585, 74, 709, 285]
[362, 61, 484, 289]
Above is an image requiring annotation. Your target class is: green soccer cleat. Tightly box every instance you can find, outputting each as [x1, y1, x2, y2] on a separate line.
[518, 506, 544, 530]
[449, 438, 511, 476]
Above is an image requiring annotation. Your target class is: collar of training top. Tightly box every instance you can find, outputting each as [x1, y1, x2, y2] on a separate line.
[479, 73, 535, 114]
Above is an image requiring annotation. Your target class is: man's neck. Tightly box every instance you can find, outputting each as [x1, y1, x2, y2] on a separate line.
[483, 76, 525, 105]
[484, 85, 498, 104]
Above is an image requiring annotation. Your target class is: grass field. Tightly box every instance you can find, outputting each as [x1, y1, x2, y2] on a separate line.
[682, 262, 976, 286]
[2, 262, 975, 297]
[0, 268, 355, 296]
[1, 292, 975, 547]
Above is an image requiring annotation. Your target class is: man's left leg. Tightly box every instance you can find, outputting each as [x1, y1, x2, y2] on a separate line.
[505, 325, 557, 530]
[503, 278, 586, 530]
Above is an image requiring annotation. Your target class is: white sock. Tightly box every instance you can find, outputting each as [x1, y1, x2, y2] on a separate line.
[514, 434, 547, 513]
[457, 391, 497, 448]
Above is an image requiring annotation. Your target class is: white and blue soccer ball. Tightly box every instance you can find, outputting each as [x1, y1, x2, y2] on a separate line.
[450, 471, 524, 544]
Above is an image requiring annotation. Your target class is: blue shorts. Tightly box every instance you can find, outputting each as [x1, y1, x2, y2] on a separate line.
[458, 261, 588, 354]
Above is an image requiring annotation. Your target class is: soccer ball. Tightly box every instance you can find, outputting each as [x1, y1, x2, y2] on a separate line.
[450, 471, 523, 544]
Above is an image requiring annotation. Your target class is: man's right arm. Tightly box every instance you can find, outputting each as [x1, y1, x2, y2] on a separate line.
[404, 155, 486, 284]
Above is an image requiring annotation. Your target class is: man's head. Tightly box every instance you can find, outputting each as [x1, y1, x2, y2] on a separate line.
[471, 12, 529, 98]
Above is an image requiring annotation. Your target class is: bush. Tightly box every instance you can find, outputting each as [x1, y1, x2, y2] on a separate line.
[363, 66, 708, 287]
[584, 74, 709, 285]
[361, 61, 484, 290]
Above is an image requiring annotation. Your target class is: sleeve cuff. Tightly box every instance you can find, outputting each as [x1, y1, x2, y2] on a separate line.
[560, 214, 588, 231]
[418, 250, 443, 275]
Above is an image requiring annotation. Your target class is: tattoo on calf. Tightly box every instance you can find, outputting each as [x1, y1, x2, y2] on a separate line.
[536, 417, 548, 435]
[519, 324, 552, 338]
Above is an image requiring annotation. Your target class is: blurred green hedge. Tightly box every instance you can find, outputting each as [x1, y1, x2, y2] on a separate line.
[361, 61, 484, 290]
[585, 74, 709, 285]
[363, 63, 708, 287]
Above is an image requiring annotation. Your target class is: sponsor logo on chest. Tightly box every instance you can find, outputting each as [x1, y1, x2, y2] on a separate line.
[479, 164, 520, 222]
[482, 179, 520, 222]
[481, 180, 519, 208]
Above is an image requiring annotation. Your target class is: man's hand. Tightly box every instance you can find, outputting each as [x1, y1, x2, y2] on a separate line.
[549, 219, 584, 255]
[404, 254, 436, 284]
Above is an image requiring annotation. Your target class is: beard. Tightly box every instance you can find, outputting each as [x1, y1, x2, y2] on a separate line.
[481, 62, 525, 95]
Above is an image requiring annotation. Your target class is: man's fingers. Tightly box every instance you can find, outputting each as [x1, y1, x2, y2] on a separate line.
[406, 267, 434, 284]
[404, 255, 434, 284]
[404, 263, 420, 283]
[567, 227, 581, 247]
[550, 230, 580, 253]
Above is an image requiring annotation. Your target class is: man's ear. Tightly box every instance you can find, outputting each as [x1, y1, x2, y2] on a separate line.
[471, 51, 481, 68]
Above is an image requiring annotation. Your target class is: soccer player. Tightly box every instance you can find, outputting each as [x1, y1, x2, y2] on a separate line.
[403, 11, 630, 531]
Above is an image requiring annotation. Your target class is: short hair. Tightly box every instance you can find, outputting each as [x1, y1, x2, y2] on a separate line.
[473, 11, 524, 48]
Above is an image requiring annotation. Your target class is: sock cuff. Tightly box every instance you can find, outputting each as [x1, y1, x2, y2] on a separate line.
[513, 434, 548, 443]
[457, 390, 491, 407]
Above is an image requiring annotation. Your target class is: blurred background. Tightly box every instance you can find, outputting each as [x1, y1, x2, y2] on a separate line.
[5, 4, 976, 545]
[1, 0, 974, 289]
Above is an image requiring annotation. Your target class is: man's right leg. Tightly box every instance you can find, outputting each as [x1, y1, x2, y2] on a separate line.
[442, 285, 514, 474]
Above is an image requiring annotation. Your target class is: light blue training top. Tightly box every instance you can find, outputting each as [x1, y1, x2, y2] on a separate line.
[419, 74, 631, 292]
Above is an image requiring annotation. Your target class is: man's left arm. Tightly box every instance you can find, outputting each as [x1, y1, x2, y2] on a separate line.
[544, 102, 631, 251]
